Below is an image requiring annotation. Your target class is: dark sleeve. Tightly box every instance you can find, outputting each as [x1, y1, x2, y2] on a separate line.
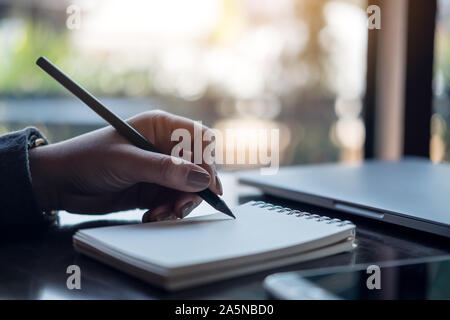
[0, 127, 56, 227]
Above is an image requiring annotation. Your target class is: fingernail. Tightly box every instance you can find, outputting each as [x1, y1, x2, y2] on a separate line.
[187, 169, 210, 188]
[181, 201, 194, 218]
[142, 212, 151, 223]
[156, 212, 176, 222]
[215, 175, 223, 195]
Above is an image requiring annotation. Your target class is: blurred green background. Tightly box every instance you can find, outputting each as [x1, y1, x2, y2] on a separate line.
[1, 0, 370, 168]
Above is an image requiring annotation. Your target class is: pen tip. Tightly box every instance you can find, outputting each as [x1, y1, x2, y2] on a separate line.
[217, 200, 236, 219]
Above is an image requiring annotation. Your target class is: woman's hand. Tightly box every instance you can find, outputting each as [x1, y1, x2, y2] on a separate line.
[29, 110, 222, 222]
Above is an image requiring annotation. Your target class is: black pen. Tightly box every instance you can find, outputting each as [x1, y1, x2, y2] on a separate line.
[36, 56, 235, 219]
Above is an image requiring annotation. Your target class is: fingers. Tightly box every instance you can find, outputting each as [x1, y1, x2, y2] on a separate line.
[174, 194, 202, 219]
[142, 204, 175, 223]
[129, 111, 223, 194]
[125, 147, 212, 193]
[141, 192, 202, 223]
[200, 163, 223, 195]
[183, 150, 222, 196]
[138, 110, 213, 150]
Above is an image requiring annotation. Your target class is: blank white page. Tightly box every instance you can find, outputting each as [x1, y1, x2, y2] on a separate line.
[76, 202, 354, 269]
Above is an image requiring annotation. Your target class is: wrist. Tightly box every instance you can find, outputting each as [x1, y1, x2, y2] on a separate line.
[29, 145, 60, 211]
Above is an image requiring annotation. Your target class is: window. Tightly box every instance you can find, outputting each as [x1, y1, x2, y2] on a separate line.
[433, 0, 450, 162]
[0, 0, 368, 168]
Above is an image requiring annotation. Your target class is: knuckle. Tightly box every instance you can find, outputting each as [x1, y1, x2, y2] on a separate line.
[133, 110, 171, 138]
[136, 110, 168, 123]
[150, 110, 172, 132]
[150, 109, 169, 121]
[136, 111, 153, 120]
[158, 155, 176, 181]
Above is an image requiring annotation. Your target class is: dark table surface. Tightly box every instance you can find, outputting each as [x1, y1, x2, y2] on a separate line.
[1, 173, 450, 300]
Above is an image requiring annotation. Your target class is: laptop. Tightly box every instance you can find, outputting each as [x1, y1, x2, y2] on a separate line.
[238, 158, 450, 238]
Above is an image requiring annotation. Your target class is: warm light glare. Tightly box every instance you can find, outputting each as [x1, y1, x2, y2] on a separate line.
[0, 0, 369, 165]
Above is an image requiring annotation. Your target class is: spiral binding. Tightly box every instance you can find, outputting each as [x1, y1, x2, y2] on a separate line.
[250, 201, 355, 227]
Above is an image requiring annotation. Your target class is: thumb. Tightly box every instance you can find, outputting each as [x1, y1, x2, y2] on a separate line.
[128, 149, 212, 193]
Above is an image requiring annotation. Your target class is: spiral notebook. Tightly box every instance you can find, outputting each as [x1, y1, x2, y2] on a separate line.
[73, 201, 356, 290]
